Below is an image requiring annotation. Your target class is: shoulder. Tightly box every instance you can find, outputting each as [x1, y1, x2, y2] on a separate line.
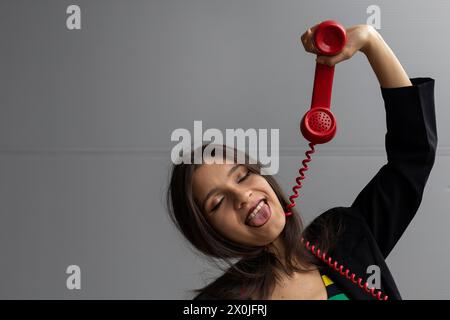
[303, 206, 369, 249]
[303, 207, 346, 238]
[306, 206, 367, 231]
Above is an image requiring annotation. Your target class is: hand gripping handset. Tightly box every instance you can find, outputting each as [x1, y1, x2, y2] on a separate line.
[285, 20, 346, 216]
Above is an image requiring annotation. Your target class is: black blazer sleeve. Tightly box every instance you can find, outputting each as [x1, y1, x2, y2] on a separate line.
[349, 77, 437, 259]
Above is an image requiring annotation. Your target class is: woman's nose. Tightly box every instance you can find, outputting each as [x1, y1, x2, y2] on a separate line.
[233, 188, 253, 210]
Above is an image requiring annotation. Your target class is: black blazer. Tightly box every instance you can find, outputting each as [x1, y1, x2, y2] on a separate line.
[317, 77, 437, 300]
[194, 77, 437, 300]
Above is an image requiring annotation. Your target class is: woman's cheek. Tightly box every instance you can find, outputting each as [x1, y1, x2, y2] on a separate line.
[218, 219, 250, 243]
[212, 216, 236, 235]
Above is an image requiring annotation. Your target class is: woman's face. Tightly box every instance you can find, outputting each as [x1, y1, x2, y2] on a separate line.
[192, 162, 286, 247]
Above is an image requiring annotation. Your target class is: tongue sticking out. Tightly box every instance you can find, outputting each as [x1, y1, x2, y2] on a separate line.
[247, 203, 271, 227]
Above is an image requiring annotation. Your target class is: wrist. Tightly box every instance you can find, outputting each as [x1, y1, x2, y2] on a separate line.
[358, 26, 412, 88]
[359, 25, 381, 56]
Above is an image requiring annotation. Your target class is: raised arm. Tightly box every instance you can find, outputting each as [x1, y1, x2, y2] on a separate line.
[301, 24, 437, 258]
[351, 27, 437, 258]
[359, 26, 412, 88]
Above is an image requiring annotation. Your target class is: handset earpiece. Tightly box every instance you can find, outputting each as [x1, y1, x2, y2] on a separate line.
[300, 20, 347, 144]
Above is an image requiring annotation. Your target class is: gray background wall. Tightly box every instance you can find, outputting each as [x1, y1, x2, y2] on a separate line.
[0, 0, 448, 299]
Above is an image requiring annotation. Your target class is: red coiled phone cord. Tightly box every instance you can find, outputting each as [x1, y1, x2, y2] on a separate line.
[285, 142, 316, 216]
[279, 141, 389, 300]
[301, 237, 389, 301]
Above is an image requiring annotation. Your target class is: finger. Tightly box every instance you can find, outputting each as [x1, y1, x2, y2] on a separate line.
[300, 29, 317, 54]
[316, 54, 340, 67]
[316, 50, 351, 67]
[308, 22, 321, 34]
[301, 22, 320, 38]
[300, 23, 321, 53]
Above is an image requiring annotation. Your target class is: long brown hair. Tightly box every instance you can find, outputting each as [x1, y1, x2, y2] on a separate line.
[165, 143, 343, 299]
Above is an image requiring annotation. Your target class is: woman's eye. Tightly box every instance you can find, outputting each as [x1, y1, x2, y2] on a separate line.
[238, 170, 251, 183]
[210, 170, 251, 213]
[211, 199, 223, 212]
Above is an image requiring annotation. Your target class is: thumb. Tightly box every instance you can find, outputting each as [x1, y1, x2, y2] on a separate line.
[316, 51, 349, 67]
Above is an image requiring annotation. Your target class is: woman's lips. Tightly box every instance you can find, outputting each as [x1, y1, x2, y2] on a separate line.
[246, 201, 271, 227]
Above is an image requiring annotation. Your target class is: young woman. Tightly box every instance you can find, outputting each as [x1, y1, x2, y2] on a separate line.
[166, 23, 437, 300]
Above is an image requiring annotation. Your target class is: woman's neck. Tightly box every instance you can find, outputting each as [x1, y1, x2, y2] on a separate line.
[266, 237, 313, 271]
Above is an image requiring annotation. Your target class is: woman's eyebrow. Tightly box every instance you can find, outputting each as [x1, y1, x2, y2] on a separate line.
[202, 164, 243, 211]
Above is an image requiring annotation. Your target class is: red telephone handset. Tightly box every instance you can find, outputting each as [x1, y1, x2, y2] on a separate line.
[286, 21, 346, 215]
[301, 20, 347, 144]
